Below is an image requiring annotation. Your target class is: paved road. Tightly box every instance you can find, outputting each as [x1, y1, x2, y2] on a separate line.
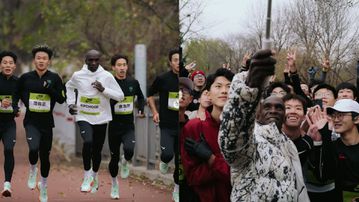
[0, 116, 172, 201]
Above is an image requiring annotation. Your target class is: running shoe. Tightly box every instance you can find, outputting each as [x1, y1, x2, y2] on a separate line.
[120, 157, 130, 179]
[110, 182, 119, 199]
[91, 175, 99, 193]
[172, 190, 179, 202]
[37, 182, 48, 202]
[80, 175, 94, 192]
[27, 167, 37, 189]
[1, 182, 12, 197]
[159, 161, 168, 174]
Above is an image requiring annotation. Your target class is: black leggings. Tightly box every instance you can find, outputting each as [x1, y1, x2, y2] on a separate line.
[0, 120, 16, 182]
[77, 121, 107, 172]
[160, 127, 178, 184]
[108, 123, 136, 177]
[24, 124, 53, 178]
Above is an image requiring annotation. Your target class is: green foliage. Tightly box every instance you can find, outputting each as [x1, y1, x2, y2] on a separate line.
[0, 0, 179, 81]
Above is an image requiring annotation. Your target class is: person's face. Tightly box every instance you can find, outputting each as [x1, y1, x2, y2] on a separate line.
[328, 111, 358, 134]
[208, 76, 231, 108]
[199, 90, 212, 108]
[259, 96, 285, 129]
[112, 58, 128, 78]
[193, 74, 205, 87]
[179, 87, 192, 110]
[85, 54, 101, 72]
[337, 88, 355, 100]
[169, 53, 179, 74]
[314, 88, 336, 108]
[33, 51, 50, 72]
[284, 99, 305, 128]
[301, 84, 310, 96]
[0, 56, 16, 77]
[271, 87, 287, 98]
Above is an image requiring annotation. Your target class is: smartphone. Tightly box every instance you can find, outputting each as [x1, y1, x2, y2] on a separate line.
[313, 99, 323, 109]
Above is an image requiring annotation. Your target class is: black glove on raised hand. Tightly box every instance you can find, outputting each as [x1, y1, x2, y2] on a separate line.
[68, 104, 78, 115]
[246, 49, 276, 88]
[184, 134, 213, 161]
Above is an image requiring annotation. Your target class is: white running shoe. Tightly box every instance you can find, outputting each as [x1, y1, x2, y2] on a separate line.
[110, 182, 119, 199]
[1, 181, 12, 197]
[159, 161, 168, 174]
[120, 156, 130, 179]
[37, 182, 48, 202]
[91, 175, 99, 193]
[80, 175, 94, 192]
[27, 167, 38, 189]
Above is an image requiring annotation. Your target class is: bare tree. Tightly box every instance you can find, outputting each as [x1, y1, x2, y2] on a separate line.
[289, 0, 359, 85]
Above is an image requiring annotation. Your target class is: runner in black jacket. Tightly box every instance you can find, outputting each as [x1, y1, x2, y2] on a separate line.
[108, 54, 145, 199]
[12, 45, 65, 202]
[0, 51, 19, 197]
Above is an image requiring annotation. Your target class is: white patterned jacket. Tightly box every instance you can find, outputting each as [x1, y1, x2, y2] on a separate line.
[219, 71, 310, 202]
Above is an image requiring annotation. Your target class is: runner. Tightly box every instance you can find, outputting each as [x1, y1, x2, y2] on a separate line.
[108, 54, 145, 199]
[147, 48, 179, 202]
[12, 44, 66, 202]
[0, 51, 19, 197]
[65, 50, 124, 194]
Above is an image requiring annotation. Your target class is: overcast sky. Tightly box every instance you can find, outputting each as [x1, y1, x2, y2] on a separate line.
[180, 0, 288, 40]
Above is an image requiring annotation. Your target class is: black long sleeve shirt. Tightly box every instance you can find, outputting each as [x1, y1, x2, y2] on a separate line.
[110, 76, 145, 126]
[148, 70, 178, 129]
[12, 70, 66, 128]
[0, 73, 18, 122]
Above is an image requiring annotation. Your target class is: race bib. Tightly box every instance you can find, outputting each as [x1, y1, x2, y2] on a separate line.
[29, 93, 51, 112]
[79, 96, 100, 115]
[168, 92, 179, 111]
[114, 96, 134, 115]
[0, 95, 13, 113]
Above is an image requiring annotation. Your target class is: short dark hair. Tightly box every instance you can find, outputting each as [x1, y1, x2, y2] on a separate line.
[313, 83, 337, 99]
[168, 48, 180, 62]
[32, 44, 53, 59]
[111, 54, 128, 66]
[264, 82, 291, 98]
[0, 51, 17, 63]
[204, 68, 234, 91]
[336, 82, 358, 99]
[282, 93, 308, 114]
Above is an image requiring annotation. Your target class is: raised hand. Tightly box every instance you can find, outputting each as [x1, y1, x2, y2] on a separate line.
[286, 50, 297, 73]
[321, 57, 330, 72]
[246, 49, 276, 88]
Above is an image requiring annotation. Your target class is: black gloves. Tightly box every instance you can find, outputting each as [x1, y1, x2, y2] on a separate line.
[68, 104, 78, 115]
[185, 134, 213, 161]
[246, 49, 276, 88]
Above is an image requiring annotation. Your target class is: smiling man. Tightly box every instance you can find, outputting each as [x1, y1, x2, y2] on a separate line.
[0, 51, 19, 197]
[326, 99, 359, 201]
[282, 94, 313, 165]
[181, 68, 233, 202]
[219, 50, 309, 201]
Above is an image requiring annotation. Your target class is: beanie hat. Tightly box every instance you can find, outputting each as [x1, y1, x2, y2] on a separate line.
[190, 70, 205, 81]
